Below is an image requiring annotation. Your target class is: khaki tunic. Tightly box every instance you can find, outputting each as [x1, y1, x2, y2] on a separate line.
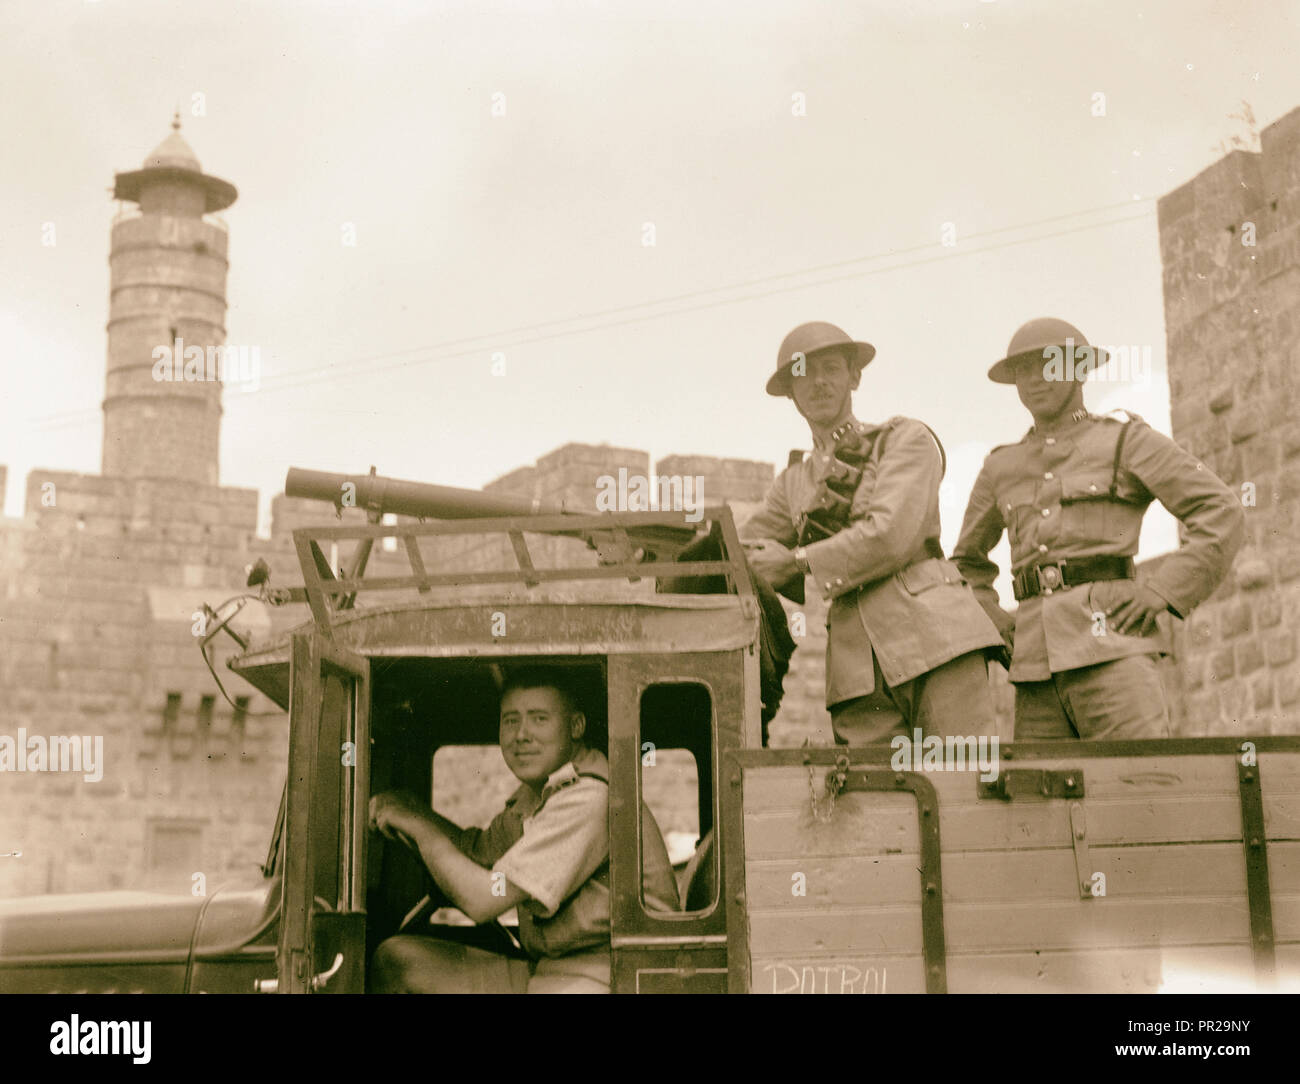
[741, 416, 1004, 707]
[951, 411, 1245, 683]
[460, 747, 679, 959]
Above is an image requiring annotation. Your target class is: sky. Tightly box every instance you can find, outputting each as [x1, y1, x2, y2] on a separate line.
[3, 0, 1298, 576]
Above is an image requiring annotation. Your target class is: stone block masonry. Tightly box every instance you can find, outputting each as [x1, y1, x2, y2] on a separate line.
[5, 107, 1296, 899]
[1157, 105, 1300, 734]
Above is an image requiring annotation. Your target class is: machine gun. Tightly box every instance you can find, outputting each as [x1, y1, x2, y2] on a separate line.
[227, 467, 704, 615]
[282, 466, 699, 570]
[197, 466, 726, 718]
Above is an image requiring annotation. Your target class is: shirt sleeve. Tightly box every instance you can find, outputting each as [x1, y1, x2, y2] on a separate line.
[952, 457, 1012, 630]
[494, 779, 610, 917]
[1120, 421, 1246, 618]
[457, 805, 524, 868]
[803, 419, 939, 599]
[738, 470, 799, 547]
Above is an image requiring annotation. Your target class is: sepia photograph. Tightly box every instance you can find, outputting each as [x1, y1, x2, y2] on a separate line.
[1, 0, 1298, 1047]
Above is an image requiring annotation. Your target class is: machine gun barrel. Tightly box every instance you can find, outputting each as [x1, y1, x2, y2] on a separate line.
[283, 466, 701, 564]
[284, 467, 579, 520]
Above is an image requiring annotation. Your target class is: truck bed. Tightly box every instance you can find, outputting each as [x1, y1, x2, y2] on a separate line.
[725, 739, 1300, 993]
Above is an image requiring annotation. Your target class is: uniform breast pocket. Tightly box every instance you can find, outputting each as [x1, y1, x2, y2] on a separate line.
[1058, 471, 1115, 547]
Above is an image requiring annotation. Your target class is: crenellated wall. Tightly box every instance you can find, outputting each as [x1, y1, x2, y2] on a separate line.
[4, 106, 1298, 898]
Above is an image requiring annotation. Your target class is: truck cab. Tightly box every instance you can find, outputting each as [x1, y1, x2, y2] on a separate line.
[222, 503, 752, 994]
[2, 499, 1296, 994]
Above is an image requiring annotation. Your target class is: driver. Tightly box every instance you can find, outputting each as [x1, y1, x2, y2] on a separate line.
[368, 668, 680, 993]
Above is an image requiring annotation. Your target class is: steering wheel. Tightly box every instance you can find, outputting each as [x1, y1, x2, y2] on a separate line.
[382, 838, 526, 960]
[395, 888, 444, 933]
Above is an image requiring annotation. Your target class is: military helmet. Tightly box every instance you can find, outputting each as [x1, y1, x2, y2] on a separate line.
[766, 321, 876, 397]
[988, 317, 1110, 384]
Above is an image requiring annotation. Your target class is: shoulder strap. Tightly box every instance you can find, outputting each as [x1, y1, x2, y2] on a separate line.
[535, 763, 609, 813]
[922, 422, 947, 479]
[879, 416, 948, 478]
[1108, 419, 1134, 499]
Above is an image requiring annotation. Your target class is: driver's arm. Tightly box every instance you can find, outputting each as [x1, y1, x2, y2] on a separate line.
[410, 826, 530, 924]
[370, 794, 529, 923]
[421, 808, 473, 852]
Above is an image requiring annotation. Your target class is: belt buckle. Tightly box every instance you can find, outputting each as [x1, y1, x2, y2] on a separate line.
[1035, 561, 1065, 595]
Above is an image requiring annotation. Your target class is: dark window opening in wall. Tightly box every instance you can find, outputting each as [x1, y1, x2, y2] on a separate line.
[233, 696, 250, 729]
[163, 692, 182, 730]
[639, 682, 716, 915]
[197, 695, 215, 728]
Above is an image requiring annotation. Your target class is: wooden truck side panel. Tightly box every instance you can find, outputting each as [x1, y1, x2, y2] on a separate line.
[725, 740, 1300, 994]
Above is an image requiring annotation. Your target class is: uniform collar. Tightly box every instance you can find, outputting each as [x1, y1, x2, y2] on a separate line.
[812, 414, 871, 452]
[542, 746, 607, 791]
[506, 746, 608, 812]
[1027, 408, 1090, 440]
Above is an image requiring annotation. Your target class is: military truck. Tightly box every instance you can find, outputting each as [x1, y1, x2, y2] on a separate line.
[1, 469, 1297, 994]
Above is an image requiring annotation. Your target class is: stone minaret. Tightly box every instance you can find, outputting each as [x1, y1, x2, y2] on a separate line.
[102, 115, 238, 485]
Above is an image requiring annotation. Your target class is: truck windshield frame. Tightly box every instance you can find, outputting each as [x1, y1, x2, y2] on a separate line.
[260, 781, 287, 879]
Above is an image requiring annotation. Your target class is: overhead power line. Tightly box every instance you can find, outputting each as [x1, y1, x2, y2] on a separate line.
[229, 201, 1156, 397]
[20, 197, 1155, 431]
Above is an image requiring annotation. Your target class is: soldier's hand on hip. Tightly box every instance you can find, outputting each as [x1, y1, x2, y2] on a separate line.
[744, 540, 798, 586]
[1097, 581, 1167, 637]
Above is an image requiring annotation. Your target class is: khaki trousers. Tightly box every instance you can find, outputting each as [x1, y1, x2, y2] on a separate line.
[370, 936, 610, 994]
[828, 649, 998, 745]
[1013, 654, 1171, 740]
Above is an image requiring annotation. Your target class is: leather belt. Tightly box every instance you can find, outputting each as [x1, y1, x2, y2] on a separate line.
[1012, 555, 1135, 601]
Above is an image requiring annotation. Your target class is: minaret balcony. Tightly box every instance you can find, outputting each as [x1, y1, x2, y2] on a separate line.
[111, 203, 228, 234]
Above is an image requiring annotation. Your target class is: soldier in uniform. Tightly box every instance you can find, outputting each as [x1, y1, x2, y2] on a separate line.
[741, 321, 1005, 745]
[952, 317, 1245, 739]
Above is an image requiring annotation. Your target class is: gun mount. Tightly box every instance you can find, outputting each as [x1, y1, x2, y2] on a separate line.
[265, 466, 749, 634]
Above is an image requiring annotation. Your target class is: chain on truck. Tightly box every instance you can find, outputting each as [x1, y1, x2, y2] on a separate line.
[0, 466, 1296, 994]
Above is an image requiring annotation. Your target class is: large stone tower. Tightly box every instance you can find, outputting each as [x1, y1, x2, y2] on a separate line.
[1157, 106, 1300, 733]
[102, 116, 238, 486]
